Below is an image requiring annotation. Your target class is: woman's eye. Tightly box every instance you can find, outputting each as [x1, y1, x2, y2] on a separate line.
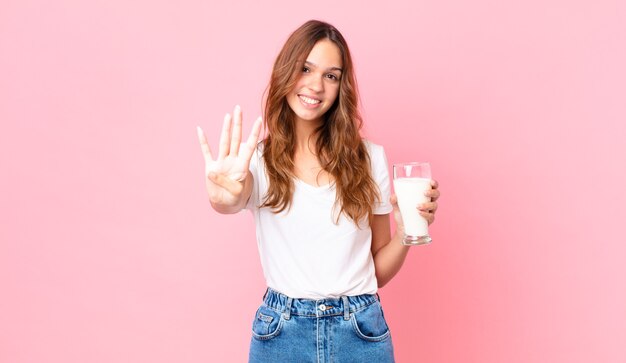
[302, 66, 310, 73]
[326, 74, 338, 80]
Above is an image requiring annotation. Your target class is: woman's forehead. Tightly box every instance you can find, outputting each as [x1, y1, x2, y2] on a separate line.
[305, 39, 343, 69]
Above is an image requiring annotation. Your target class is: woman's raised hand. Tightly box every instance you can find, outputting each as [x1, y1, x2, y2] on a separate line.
[197, 105, 262, 208]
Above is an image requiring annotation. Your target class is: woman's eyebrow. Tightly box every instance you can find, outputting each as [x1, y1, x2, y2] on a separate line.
[305, 60, 343, 72]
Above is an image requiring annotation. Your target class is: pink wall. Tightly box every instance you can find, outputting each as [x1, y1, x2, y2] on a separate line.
[1, 0, 624, 362]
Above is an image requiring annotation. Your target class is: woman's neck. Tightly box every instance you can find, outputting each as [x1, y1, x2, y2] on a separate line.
[292, 116, 331, 186]
[293, 117, 322, 155]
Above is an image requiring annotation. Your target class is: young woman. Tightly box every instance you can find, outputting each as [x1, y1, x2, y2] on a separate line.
[197, 20, 440, 362]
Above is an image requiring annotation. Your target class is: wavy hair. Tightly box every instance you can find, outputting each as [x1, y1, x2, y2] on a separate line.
[261, 20, 380, 225]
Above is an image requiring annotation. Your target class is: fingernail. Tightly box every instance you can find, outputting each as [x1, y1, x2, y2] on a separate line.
[196, 126, 203, 136]
[235, 104, 241, 111]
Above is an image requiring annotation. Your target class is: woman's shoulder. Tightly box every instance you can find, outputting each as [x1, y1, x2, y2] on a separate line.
[361, 139, 386, 156]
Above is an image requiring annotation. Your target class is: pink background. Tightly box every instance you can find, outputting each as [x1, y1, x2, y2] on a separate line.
[1, 0, 625, 362]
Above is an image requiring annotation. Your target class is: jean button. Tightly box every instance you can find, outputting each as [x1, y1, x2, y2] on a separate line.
[318, 304, 327, 311]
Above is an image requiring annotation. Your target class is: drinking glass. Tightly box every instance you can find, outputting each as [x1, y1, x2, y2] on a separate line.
[393, 162, 432, 246]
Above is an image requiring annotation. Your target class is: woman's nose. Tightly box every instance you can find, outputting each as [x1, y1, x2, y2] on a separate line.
[306, 74, 324, 92]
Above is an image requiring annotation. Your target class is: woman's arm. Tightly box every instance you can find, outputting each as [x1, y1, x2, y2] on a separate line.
[371, 180, 440, 287]
[370, 214, 409, 288]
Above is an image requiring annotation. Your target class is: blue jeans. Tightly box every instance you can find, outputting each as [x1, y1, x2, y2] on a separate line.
[248, 288, 395, 363]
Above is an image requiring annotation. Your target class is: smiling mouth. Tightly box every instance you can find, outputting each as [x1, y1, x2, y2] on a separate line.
[298, 94, 322, 105]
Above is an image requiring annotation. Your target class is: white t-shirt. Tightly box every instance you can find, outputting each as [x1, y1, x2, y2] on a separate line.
[245, 140, 392, 299]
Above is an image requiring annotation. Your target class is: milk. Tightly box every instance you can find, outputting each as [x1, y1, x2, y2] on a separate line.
[393, 177, 432, 237]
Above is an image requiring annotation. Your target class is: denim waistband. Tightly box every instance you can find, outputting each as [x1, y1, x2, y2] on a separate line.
[261, 287, 380, 320]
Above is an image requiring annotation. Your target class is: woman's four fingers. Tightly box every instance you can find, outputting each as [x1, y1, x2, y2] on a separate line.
[196, 105, 262, 164]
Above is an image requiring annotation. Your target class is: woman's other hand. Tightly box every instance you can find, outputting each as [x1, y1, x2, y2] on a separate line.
[390, 179, 440, 232]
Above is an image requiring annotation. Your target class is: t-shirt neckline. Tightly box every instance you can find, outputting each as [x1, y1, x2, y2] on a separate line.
[294, 177, 334, 191]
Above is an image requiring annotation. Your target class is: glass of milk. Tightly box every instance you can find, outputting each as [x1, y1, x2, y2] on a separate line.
[393, 162, 433, 246]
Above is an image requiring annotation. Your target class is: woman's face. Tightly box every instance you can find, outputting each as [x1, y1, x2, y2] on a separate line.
[287, 39, 343, 125]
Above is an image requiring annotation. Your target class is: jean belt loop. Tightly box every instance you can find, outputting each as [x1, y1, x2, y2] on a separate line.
[342, 296, 350, 320]
[283, 297, 293, 320]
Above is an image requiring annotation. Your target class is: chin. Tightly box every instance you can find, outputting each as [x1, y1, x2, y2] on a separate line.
[297, 110, 330, 124]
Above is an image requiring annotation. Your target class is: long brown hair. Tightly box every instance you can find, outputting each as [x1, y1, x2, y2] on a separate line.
[261, 20, 380, 225]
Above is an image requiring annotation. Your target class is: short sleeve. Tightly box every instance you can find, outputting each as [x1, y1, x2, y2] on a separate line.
[367, 141, 393, 215]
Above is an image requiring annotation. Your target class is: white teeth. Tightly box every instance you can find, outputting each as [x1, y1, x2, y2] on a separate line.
[299, 95, 321, 105]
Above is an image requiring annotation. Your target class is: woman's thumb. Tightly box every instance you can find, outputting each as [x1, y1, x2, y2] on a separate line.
[207, 172, 243, 195]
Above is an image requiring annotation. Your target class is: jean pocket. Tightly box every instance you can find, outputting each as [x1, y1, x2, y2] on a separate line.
[251, 305, 284, 341]
[350, 301, 391, 342]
